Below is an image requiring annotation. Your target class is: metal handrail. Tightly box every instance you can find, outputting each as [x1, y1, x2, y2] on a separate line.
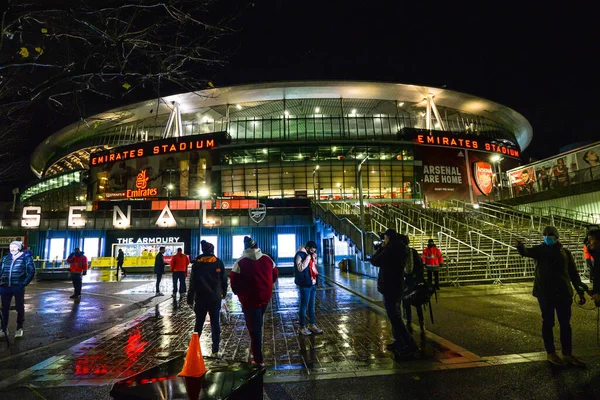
[436, 231, 493, 278]
[419, 217, 454, 236]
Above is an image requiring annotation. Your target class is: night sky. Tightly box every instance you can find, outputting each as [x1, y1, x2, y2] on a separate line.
[14, 1, 599, 192]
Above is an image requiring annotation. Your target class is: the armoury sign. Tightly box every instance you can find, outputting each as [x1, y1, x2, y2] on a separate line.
[21, 205, 188, 229]
[90, 132, 230, 166]
[472, 161, 494, 196]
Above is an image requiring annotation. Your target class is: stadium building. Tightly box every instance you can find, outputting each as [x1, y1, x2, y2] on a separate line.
[2, 81, 532, 266]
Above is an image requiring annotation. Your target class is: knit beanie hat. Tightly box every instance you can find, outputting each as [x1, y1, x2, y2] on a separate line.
[305, 240, 318, 249]
[201, 240, 214, 254]
[10, 241, 23, 250]
[542, 226, 559, 238]
[244, 236, 257, 249]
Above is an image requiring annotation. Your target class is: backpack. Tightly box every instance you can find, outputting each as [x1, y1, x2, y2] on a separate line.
[403, 280, 434, 306]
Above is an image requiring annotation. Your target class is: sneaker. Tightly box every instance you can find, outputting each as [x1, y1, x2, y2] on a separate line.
[14, 329, 23, 338]
[299, 327, 311, 336]
[308, 324, 323, 334]
[73, 295, 81, 301]
[0, 329, 8, 338]
[563, 354, 587, 368]
[156, 292, 164, 296]
[547, 352, 567, 366]
[258, 362, 266, 367]
[69, 294, 77, 299]
[396, 345, 419, 357]
[211, 352, 220, 358]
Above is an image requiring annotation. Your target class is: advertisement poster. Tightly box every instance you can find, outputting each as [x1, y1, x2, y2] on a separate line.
[419, 147, 469, 202]
[90, 151, 211, 200]
[508, 166, 536, 196]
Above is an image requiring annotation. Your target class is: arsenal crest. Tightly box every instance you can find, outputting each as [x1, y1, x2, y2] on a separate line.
[473, 161, 494, 196]
[249, 203, 267, 224]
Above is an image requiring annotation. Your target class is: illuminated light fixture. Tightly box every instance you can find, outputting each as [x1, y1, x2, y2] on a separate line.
[357, 153, 364, 159]
[99, 185, 105, 189]
[198, 187, 210, 198]
[351, 109, 357, 114]
[332, 146, 337, 152]
[167, 184, 174, 190]
[315, 107, 320, 113]
[262, 148, 268, 154]
[337, 183, 342, 187]
[236, 104, 242, 110]
[298, 153, 303, 159]
[315, 165, 320, 170]
[284, 110, 289, 117]
[490, 154, 502, 162]
[398, 102, 404, 107]
[473, 204, 480, 209]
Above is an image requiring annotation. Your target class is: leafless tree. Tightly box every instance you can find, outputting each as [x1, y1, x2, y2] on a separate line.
[0, 0, 244, 182]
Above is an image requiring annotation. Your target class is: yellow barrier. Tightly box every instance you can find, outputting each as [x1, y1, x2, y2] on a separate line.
[91, 256, 156, 268]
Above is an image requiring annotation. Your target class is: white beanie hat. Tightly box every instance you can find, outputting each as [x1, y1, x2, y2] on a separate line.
[10, 241, 23, 250]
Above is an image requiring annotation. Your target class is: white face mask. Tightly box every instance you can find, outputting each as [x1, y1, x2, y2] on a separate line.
[9, 245, 20, 255]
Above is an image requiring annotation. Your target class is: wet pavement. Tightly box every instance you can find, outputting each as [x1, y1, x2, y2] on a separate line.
[3, 268, 600, 399]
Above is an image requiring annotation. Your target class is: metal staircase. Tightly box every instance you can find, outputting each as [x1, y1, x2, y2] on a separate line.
[314, 199, 590, 285]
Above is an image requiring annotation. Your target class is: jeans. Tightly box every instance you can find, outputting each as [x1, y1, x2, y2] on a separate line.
[0, 285, 25, 330]
[172, 272, 187, 294]
[243, 306, 268, 363]
[537, 296, 573, 355]
[155, 273, 163, 293]
[194, 302, 221, 354]
[298, 285, 317, 327]
[71, 273, 83, 296]
[403, 298, 424, 324]
[383, 293, 416, 350]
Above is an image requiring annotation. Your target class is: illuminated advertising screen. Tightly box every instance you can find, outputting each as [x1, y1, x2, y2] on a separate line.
[89, 133, 228, 200]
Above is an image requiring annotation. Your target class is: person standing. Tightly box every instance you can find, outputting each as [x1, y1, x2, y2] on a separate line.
[370, 229, 418, 356]
[116, 249, 126, 279]
[0, 241, 35, 338]
[229, 236, 279, 366]
[187, 240, 227, 357]
[154, 246, 166, 296]
[399, 235, 425, 333]
[170, 248, 190, 299]
[294, 240, 323, 336]
[585, 229, 600, 304]
[67, 247, 88, 300]
[516, 226, 588, 367]
[422, 239, 444, 290]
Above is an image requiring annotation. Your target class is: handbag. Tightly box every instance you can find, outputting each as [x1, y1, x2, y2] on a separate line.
[220, 299, 230, 324]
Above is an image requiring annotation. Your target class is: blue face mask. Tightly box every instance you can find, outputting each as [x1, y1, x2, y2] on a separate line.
[544, 236, 556, 246]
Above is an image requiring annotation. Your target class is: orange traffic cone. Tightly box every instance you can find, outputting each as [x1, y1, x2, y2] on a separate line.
[178, 332, 207, 377]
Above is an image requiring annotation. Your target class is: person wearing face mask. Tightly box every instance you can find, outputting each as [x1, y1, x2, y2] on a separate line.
[66, 247, 88, 300]
[516, 226, 588, 367]
[0, 241, 35, 339]
[294, 240, 323, 336]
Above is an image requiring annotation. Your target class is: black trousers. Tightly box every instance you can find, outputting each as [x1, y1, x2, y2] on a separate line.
[0, 285, 25, 330]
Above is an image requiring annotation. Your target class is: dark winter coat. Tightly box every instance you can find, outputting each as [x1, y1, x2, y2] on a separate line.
[154, 252, 165, 274]
[370, 237, 408, 296]
[517, 241, 587, 303]
[589, 247, 600, 294]
[187, 254, 227, 307]
[0, 251, 35, 287]
[117, 251, 124, 265]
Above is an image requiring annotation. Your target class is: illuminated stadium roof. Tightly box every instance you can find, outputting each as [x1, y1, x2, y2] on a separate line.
[31, 81, 533, 177]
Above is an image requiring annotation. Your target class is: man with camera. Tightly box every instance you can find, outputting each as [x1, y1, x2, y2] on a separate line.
[516, 226, 588, 367]
[371, 229, 418, 356]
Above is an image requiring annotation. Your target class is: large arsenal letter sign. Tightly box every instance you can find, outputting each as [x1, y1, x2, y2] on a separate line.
[473, 161, 494, 196]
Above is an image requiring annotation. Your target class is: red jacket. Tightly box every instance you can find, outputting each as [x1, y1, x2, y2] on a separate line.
[170, 252, 190, 273]
[422, 246, 444, 270]
[67, 252, 88, 273]
[230, 248, 279, 309]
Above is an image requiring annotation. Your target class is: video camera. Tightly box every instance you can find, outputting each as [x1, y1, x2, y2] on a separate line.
[373, 232, 385, 250]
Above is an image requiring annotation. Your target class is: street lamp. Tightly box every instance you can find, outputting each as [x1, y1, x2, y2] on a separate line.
[312, 165, 320, 203]
[198, 186, 210, 243]
[167, 184, 174, 207]
[490, 155, 504, 199]
[357, 156, 369, 260]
